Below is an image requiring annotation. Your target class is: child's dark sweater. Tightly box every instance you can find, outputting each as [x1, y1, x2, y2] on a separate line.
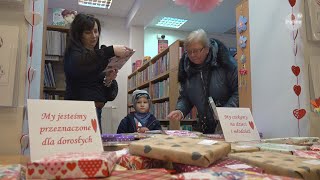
[117, 113, 162, 133]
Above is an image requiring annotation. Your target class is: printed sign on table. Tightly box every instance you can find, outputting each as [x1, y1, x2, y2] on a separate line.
[27, 99, 103, 161]
[217, 107, 260, 142]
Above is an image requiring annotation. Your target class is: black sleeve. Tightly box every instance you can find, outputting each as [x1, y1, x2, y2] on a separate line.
[176, 83, 193, 117]
[117, 117, 128, 134]
[224, 65, 239, 107]
[105, 80, 118, 101]
[64, 46, 115, 79]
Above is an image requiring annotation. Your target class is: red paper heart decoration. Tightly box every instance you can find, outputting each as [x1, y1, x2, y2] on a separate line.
[293, 109, 306, 120]
[66, 162, 76, 171]
[293, 85, 301, 96]
[28, 168, 34, 176]
[91, 119, 97, 133]
[289, 0, 296, 7]
[291, 66, 300, 76]
[248, 121, 254, 130]
[38, 169, 44, 175]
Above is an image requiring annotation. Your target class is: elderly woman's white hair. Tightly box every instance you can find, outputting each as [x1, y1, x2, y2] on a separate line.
[184, 29, 210, 49]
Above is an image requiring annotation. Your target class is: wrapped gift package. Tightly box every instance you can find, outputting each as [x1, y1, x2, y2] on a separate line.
[163, 130, 199, 137]
[174, 167, 298, 180]
[0, 164, 25, 180]
[108, 168, 172, 180]
[310, 144, 320, 151]
[200, 134, 224, 140]
[262, 137, 319, 146]
[173, 158, 264, 173]
[229, 151, 320, 179]
[231, 143, 260, 153]
[293, 150, 320, 159]
[117, 154, 165, 170]
[254, 143, 307, 154]
[27, 152, 118, 179]
[129, 134, 230, 167]
[102, 134, 135, 142]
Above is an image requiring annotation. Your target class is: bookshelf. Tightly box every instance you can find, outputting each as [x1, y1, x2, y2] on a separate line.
[127, 40, 197, 130]
[40, 25, 68, 100]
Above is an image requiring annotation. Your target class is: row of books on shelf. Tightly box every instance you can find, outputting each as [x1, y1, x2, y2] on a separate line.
[151, 79, 169, 99]
[151, 101, 169, 120]
[44, 62, 56, 88]
[46, 30, 67, 56]
[128, 53, 169, 90]
[44, 93, 64, 100]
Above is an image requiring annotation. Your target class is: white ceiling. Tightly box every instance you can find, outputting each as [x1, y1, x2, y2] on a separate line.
[48, 0, 240, 34]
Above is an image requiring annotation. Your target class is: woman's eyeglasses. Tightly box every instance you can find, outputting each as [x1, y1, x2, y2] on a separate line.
[186, 47, 204, 55]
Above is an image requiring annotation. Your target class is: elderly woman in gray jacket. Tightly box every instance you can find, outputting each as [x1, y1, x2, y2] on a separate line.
[167, 29, 239, 134]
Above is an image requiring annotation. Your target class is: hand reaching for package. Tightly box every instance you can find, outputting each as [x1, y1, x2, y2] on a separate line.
[103, 68, 118, 87]
[113, 45, 133, 58]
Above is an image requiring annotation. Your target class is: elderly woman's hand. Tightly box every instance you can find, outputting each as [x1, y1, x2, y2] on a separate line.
[167, 110, 183, 121]
[113, 45, 133, 58]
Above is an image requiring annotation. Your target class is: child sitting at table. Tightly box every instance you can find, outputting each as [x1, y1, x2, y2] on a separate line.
[117, 90, 161, 133]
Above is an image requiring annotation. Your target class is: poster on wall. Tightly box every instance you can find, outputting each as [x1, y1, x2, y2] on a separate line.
[0, 25, 19, 106]
[52, 8, 77, 27]
[27, 99, 103, 161]
[217, 107, 260, 142]
[158, 39, 168, 53]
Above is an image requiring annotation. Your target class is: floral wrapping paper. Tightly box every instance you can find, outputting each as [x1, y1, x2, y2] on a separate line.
[27, 152, 118, 179]
[311, 144, 320, 151]
[293, 150, 320, 159]
[254, 143, 307, 154]
[173, 158, 264, 173]
[117, 154, 165, 170]
[0, 164, 25, 180]
[174, 167, 299, 180]
[262, 137, 319, 146]
[129, 134, 231, 167]
[229, 151, 320, 180]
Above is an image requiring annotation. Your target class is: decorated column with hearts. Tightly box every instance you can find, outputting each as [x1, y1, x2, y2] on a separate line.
[287, 0, 305, 136]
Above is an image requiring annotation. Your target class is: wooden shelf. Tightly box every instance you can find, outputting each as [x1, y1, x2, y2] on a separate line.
[150, 72, 169, 83]
[43, 88, 65, 92]
[136, 81, 149, 89]
[151, 49, 170, 64]
[128, 71, 137, 79]
[47, 25, 69, 33]
[128, 88, 136, 94]
[152, 96, 169, 103]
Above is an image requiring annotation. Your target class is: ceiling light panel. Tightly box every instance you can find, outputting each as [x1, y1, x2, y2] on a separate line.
[156, 17, 188, 29]
[78, 0, 112, 9]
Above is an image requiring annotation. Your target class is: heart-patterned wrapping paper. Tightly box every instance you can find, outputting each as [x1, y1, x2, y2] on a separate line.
[229, 151, 320, 180]
[27, 152, 118, 179]
[129, 134, 231, 167]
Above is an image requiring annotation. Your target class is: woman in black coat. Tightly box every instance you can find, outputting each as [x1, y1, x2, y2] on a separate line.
[64, 14, 132, 132]
[167, 29, 239, 134]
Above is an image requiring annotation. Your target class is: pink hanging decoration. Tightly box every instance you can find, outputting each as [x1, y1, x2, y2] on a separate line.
[175, 0, 223, 12]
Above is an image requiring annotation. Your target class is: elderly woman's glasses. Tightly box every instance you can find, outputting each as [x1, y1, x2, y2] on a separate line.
[186, 47, 204, 55]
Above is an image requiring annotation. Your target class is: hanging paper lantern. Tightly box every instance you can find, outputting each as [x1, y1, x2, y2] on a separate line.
[285, 12, 302, 30]
[175, 0, 223, 13]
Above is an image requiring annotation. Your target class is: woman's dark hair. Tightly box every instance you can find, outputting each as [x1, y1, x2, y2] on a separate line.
[65, 14, 101, 55]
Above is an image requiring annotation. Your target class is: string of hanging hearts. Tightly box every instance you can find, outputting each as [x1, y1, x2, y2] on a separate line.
[286, 0, 305, 136]
[24, 0, 41, 98]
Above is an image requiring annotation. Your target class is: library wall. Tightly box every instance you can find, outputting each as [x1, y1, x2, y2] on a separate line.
[144, 27, 236, 58]
[249, 0, 308, 138]
[0, 1, 29, 154]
